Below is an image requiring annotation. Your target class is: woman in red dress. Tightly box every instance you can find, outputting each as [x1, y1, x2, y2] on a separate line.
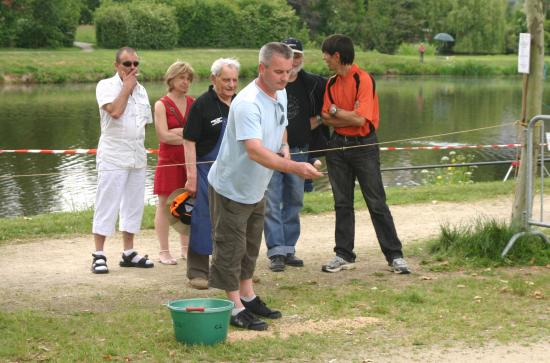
[153, 61, 195, 264]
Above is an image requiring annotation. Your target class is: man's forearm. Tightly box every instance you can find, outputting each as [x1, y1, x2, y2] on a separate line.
[321, 110, 365, 127]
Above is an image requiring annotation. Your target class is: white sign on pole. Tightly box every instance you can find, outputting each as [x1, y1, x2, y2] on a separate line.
[546, 133, 550, 151]
[518, 33, 531, 74]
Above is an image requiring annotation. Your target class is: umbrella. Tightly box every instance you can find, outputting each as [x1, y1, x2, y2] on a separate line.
[433, 33, 454, 42]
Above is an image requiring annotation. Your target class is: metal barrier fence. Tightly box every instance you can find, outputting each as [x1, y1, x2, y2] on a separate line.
[502, 115, 550, 256]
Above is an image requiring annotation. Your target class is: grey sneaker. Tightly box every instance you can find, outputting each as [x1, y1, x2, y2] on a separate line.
[390, 258, 411, 274]
[321, 256, 355, 273]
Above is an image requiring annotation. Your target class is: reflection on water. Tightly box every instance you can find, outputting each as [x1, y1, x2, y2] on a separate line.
[0, 77, 529, 217]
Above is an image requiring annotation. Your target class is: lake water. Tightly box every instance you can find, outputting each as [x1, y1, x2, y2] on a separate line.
[0, 76, 534, 218]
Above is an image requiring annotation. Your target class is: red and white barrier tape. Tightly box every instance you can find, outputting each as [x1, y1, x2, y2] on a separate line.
[0, 148, 158, 154]
[0, 144, 521, 155]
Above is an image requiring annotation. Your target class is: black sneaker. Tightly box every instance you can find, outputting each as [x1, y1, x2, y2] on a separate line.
[285, 254, 304, 267]
[230, 309, 268, 331]
[241, 296, 282, 319]
[269, 255, 286, 272]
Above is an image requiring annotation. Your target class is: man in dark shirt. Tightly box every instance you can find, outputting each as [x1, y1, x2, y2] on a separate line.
[263, 38, 327, 272]
[182, 58, 240, 289]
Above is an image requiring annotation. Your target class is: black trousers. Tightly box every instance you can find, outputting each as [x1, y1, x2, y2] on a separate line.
[326, 132, 403, 264]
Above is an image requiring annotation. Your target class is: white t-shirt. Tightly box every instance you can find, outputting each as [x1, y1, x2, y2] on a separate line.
[208, 80, 288, 204]
[95, 73, 152, 169]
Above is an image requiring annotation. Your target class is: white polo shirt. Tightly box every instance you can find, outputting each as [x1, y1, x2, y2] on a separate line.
[95, 73, 152, 169]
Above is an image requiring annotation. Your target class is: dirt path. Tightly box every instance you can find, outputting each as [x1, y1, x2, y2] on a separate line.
[1, 196, 548, 361]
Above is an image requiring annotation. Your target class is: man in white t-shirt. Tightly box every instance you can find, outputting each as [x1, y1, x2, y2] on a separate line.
[91, 47, 154, 274]
[207, 42, 322, 330]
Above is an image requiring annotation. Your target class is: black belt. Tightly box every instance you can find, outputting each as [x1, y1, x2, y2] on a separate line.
[333, 133, 369, 143]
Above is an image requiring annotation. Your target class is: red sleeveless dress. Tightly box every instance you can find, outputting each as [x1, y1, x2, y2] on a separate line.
[153, 95, 194, 196]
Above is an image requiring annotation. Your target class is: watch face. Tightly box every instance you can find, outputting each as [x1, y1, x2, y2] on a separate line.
[330, 105, 337, 115]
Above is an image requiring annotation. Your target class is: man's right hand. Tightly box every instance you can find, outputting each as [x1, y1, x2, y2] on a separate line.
[122, 68, 138, 91]
[294, 162, 323, 179]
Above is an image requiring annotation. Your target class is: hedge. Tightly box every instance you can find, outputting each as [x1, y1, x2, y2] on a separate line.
[94, 2, 178, 50]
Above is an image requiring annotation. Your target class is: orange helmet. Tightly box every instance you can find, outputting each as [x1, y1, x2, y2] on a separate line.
[169, 191, 195, 225]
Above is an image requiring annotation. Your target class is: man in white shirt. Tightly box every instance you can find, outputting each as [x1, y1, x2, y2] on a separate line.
[91, 47, 154, 274]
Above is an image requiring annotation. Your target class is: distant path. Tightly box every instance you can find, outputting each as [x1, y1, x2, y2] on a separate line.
[73, 41, 94, 52]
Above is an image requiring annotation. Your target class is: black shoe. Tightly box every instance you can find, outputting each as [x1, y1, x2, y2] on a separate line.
[241, 296, 282, 319]
[285, 254, 304, 267]
[230, 309, 268, 331]
[269, 255, 286, 272]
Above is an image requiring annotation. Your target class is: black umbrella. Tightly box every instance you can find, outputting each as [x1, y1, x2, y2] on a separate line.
[433, 33, 454, 42]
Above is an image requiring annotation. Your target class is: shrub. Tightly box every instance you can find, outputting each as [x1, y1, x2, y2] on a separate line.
[234, 0, 308, 48]
[94, 4, 131, 49]
[416, 151, 477, 185]
[174, 0, 241, 48]
[95, 1, 178, 49]
[13, 0, 80, 48]
[174, 0, 308, 48]
[127, 3, 178, 50]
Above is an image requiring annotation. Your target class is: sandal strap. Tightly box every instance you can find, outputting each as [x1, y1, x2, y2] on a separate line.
[92, 253, 107, 263]
[122, 251, 138, 262]
[136, 254, 150, 266]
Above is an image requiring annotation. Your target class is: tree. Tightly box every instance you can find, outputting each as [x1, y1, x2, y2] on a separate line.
[365, 0, 425, 53]
[287, 0, 368, 46]
[14, 0, 81, 48]
[511, 0, 545, 226]
[447, 0, 507, 54]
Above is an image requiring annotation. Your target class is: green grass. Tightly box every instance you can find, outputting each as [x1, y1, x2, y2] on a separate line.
[0, 40, 536, 84]
[74, 24, 96, 45]
[0, 266, 548, 361]
[0, 180, 519, 244]
[427, 218, 550, 268]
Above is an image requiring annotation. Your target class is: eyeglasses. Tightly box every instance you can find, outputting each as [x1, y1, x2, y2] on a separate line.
[276, 102, 285, 125]
[121, 61, 139, 67]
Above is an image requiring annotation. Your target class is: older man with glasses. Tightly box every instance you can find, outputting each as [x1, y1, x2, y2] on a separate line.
[91, 46, 154, 274]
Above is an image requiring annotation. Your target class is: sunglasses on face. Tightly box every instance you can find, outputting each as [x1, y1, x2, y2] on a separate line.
[121, 61, 139, 67]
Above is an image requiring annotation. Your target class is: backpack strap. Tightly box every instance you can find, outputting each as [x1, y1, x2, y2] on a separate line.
[327, 71, 374, 105]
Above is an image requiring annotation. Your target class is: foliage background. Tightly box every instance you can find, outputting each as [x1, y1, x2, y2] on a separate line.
[1, 0, 550, 54]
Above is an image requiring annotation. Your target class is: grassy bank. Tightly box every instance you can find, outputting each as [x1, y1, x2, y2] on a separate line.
[0, 46, 525, 84]
[0, 180, 518, 244]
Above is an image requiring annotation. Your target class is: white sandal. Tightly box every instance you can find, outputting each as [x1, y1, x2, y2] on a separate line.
[159, 250, 177, 265]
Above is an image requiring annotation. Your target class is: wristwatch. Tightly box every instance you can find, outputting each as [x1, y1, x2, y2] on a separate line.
[329, 104, 338, 116]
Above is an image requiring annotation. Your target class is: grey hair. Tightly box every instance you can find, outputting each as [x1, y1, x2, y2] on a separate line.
[259, 42, 293, 67]
[210, 58, 241, 77]
[115, 46, 137, 63]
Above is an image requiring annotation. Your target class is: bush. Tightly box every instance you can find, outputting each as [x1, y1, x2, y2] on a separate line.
[174, 0, 308, 48]
[127, 3, 178, 49]
[13, 0, 80, 48]
[234, 0, 308, 48]
[95, 1, 178, 49]
[416, 151, 477, 186]
[94, 4, 131, 49]
[174, 0, 241, 48]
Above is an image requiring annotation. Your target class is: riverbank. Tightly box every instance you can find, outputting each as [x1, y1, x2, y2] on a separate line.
[0, 46, 525, 84]
[1, 196, 548, 361]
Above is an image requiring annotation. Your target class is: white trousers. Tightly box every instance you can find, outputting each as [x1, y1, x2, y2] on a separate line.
[92, 161, 146, 236]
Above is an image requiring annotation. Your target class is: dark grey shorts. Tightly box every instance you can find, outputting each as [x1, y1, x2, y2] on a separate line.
[208, 185, 265, 292]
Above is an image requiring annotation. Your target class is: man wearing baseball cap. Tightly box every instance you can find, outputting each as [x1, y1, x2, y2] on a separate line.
[263, 37, 327, 272]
